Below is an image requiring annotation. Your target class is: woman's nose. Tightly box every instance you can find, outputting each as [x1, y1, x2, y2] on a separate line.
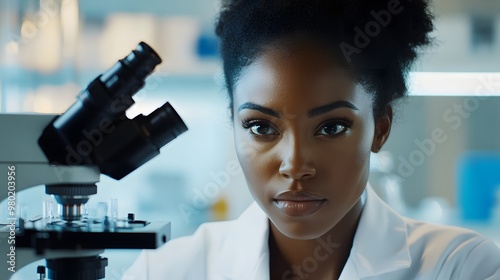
[278, 139, 316, 180]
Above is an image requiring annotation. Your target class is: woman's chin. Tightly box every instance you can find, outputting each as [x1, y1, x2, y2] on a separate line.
[269, 217, 332, 240]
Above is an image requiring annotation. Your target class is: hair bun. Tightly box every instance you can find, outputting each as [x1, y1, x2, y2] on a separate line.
[215, 0, 435, 118]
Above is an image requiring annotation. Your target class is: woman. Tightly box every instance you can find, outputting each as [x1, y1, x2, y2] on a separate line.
[123, 0, 500, 279]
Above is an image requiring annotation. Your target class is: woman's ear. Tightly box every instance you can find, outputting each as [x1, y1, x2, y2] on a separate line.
[372, 105, 393, 153]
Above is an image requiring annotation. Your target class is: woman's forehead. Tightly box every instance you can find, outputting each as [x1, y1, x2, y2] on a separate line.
[239, 42, 353, 90]
[233, 44, 372, 113]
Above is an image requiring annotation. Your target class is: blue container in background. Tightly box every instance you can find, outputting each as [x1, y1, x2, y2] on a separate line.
[457, 152, 500, 221]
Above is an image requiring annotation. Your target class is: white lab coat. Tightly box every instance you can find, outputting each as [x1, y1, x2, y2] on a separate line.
[122, 186, 500, 280]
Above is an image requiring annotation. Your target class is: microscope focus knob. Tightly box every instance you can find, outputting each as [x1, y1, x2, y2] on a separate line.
[46, 256, 108, 280]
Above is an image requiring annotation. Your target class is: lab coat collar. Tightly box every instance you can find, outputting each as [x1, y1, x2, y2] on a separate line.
[212, 185, 411, 279]
[342, 185, 412, 278]
[210, 202, 270, 280]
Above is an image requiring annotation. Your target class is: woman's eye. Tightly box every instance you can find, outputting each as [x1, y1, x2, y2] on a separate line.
[250, 123, 277, 135]
[316, 122, 349, 136]
[242, 120, 278, 136]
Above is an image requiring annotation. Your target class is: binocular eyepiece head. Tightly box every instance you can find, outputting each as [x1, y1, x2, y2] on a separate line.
[39, 41, 188, 180]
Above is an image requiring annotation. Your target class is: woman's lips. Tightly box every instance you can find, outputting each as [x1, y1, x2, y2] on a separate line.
[272, 191, 326, 217]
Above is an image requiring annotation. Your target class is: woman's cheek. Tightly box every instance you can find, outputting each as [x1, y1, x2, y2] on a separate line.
[235, 130, 263, 158]
[235, 132, 263, 175]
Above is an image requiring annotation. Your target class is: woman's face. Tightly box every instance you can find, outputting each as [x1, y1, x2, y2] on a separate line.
[233, 41, 387, 240]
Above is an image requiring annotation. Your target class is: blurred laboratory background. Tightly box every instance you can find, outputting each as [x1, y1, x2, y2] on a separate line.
[0, 0, 499, 278]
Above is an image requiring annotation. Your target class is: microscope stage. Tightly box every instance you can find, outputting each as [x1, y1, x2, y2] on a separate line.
[12, 219, 171, 253]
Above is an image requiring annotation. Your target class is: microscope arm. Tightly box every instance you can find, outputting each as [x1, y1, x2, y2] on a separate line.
[0, 114, 100, 198]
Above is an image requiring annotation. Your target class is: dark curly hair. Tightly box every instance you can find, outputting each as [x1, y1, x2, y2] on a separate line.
[215, 0, 434, 119]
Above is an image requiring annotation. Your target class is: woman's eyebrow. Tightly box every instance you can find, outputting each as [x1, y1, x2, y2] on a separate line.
[308, 101, 358, 118]
[238, 102, 281, 118]
[238, 100, 358, 118]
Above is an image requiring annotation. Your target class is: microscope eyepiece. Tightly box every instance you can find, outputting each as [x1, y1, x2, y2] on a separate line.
[139, 102, 189, 148]
[122, 41, 162, 81]
[99, 41, 162, 102]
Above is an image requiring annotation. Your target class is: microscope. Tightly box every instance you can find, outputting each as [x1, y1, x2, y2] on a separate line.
[0, 42, 188, 279]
